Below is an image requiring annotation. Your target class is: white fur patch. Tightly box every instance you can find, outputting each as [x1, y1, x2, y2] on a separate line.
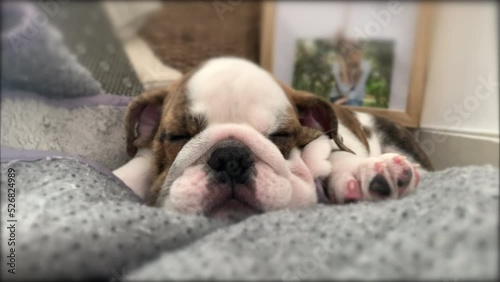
[187, 57, 291, 134]
[301, 135, 332, 178]
[336, 112, 383, 157]
[355, 112, 382, 157]
[112, 148, 153, 199]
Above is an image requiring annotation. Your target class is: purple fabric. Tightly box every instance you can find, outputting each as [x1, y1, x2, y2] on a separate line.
[1, 146, 65, 163]
[315, 179, 331, 204]
[0, 89, 133, 108]
[0, 146, 131, 190]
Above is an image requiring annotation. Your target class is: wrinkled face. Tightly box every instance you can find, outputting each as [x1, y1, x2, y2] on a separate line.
[126, 58, 347, 217]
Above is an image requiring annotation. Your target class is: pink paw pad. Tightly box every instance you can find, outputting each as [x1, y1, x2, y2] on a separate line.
[375, 162, 386, 174]
[344, 179, 362, 202]
[393, 155, 406, 165]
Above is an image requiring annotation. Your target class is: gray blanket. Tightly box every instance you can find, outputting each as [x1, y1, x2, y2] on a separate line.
[1, 155, 498, 280]
[1, 2, 498, 281]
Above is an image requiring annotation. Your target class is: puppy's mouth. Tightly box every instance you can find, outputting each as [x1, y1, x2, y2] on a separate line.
[202, 151, 264, 217]
[207, 199, 261, 219]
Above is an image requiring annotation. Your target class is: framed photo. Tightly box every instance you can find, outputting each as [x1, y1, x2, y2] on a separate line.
[260, 1, 435, 127]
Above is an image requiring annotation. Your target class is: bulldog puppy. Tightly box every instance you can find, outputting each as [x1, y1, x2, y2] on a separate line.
[115, 57, 432, 217]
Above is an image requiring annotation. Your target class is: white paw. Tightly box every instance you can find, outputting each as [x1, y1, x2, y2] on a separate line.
[326, 153, 421, 204]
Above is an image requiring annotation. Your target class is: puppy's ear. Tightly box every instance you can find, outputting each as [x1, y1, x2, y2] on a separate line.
[278, 81, 354, 154]
[125, 88, 168, 157]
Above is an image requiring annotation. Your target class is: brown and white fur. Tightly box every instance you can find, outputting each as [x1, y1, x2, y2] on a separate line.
[113, 57, 432, 217]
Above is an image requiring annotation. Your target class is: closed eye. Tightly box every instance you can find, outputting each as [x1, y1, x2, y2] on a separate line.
[160, 133, 191, 142]
[268, 130, 296, 159]
[269, 131, 293, 138]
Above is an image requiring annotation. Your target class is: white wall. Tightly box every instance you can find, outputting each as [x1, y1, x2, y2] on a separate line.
[420, 2, 499, 136]
[416, 2, 498, 169]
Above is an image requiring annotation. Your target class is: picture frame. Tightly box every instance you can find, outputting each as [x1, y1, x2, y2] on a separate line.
[260, 1, 435, 128]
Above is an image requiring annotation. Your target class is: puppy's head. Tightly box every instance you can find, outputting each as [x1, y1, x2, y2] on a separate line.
[126, 58, 349, 217]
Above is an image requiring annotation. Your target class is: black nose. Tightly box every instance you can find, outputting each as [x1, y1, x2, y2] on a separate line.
[368, 175, 392, 197]
[208, 146, 253, 184]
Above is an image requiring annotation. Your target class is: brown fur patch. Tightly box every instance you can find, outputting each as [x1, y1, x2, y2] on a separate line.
[125, 88, 169, 157]
[332, 105, 370, 153]
[296, 127, 323, 148]
[362, 126, 372, 139]
[125, 67, 205, 204]
[277, 80, 354, 154]
[267, 109, 302, 159]
[148, 70, 207, 203]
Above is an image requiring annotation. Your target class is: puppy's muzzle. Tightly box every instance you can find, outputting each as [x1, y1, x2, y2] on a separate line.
[207, 140, 254, 185]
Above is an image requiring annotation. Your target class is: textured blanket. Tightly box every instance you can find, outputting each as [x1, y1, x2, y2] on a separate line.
[1, 1, 498, 281]
[1, 154, 498, 280]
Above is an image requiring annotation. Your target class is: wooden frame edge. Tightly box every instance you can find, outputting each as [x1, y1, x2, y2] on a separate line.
[345, 3, 436, 128]
[260, 1, 276, 72]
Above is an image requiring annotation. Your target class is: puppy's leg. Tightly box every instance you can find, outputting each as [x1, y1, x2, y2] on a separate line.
[325, 109, 430, 203]
[327, 150, 421, 203]
[113, 148, 153, 199]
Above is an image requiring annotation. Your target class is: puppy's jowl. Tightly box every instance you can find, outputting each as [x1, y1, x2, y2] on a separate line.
[113, 57, 432, 217]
